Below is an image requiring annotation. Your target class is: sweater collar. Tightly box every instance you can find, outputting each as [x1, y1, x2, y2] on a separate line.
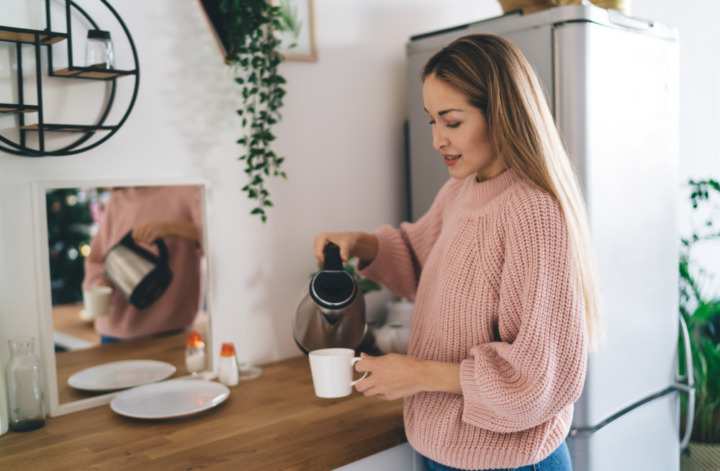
[466, 168, 520, 208]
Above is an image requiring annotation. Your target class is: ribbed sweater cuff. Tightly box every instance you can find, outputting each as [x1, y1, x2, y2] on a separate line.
[458, 358, 497, 428]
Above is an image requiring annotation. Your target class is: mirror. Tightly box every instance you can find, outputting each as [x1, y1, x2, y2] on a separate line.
[32, 180, 212, 415]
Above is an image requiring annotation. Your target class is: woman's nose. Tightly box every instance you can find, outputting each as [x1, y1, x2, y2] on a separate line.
[432, 127, 448, 150]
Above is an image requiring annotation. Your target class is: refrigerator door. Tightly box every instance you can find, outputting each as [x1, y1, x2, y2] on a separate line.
[567, 391, 680, 471]
[554, 19, 680, 428]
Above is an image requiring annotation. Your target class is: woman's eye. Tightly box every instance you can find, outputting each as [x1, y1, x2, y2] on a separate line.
[428, 120, 435, 125]
[446, 123, 460, 129]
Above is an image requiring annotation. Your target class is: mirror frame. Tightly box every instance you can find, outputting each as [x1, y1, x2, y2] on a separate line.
[32, 178, 213, 417]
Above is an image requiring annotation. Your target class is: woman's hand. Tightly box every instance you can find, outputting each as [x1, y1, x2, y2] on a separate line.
[132, 222, 167, 245]
[353, 353, 462, 401]
[313, 232, 379, 267]
[133, 222, 167, 245]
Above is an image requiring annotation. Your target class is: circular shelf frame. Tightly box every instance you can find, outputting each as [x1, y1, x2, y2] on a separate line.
[0, 0, 140, 157]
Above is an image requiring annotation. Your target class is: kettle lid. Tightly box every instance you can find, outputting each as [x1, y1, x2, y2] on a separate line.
[310, 270, 357, 310]
[309, 243, 357, 310]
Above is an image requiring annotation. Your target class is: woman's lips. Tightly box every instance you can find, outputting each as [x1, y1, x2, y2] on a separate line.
[443, 154, 460, 166]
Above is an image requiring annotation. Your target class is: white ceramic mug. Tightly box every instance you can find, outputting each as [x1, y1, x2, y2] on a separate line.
[81, 286, 113, 319]
[308, 348, 368, 398]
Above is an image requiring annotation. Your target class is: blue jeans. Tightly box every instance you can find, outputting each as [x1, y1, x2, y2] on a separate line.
[100, 335, 121, 344]
[422, 441, 571, 471]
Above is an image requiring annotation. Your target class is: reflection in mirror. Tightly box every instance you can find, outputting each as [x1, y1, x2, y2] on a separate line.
[40, 183, 211, 411]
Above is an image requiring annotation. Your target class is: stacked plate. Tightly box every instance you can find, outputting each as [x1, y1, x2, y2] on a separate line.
[68, 360, 230, 419]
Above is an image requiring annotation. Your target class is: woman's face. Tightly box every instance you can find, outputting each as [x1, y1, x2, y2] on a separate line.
[422, 73, 505, 181]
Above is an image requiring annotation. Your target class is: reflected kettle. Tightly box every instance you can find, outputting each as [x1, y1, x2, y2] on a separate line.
[103, 230, 174, 310]
[293, 243, 366, 354]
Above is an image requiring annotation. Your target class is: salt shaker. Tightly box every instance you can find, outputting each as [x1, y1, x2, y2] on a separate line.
[5, 337, 45, 432]
[185, 331, 206, 375]
[218, 342, 239, 387]
[85, 29, 115, 69]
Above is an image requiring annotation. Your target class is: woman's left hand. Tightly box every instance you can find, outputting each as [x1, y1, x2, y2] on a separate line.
[354, 353, 463, 400]
[353, 353, 429, 401]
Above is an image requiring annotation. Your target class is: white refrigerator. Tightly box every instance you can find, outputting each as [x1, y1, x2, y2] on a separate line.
[405, 5, 692, 471]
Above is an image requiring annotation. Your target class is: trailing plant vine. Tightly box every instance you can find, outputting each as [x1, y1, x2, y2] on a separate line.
[221, 0, 288, 222]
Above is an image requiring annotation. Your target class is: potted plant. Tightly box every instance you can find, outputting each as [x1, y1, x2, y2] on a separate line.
[679, 179, 720, 469]
[220, 0, 288, 223]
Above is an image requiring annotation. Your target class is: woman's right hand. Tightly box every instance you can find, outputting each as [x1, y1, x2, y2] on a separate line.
[313, 232, 379, 267]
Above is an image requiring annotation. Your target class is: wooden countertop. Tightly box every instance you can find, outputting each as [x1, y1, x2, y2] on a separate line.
[3, 348, 406, 470]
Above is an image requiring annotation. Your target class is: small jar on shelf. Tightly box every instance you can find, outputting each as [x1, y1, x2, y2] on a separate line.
[85, 29, 115, 69]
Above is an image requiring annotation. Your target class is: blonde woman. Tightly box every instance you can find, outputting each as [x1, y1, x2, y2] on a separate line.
[314, 34, 602, 471]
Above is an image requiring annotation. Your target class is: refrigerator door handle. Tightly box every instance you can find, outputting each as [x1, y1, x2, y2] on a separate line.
[676, 314, 695, 452]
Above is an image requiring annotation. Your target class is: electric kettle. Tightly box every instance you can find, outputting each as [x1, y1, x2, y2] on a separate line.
[293, 243, 367, 353]
[103, 230, 174, 310]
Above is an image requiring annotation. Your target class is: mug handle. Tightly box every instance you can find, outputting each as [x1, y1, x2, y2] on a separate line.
[350, 357, 368, 386]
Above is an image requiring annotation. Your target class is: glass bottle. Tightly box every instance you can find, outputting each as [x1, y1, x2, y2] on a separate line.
[85, 29, 115, 69]
[5, 337, 45, 432]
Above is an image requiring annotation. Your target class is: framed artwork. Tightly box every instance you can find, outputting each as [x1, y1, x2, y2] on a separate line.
[274, 0, 318, 62]
[198, 0, 317, 62]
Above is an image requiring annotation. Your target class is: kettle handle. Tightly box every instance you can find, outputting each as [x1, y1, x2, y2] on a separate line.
[323, 243, 344, 271]
[121, 230, 170, 266]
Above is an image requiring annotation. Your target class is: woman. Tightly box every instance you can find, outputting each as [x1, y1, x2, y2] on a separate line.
[313, 34, 603, 471]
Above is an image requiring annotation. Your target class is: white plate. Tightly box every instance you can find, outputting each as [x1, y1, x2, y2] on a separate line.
[110, 379, 230, 419]
[68, 360, 176, 391]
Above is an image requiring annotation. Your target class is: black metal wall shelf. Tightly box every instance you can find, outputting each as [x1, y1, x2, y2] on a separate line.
[0, 0, 140, 157]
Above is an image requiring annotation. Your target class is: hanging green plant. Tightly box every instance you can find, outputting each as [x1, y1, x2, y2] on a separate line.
[221, 0, 288, 223]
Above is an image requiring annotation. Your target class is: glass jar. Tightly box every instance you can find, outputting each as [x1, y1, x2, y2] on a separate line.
[5, 337, 45, 432]
[85, 29, 115, 69]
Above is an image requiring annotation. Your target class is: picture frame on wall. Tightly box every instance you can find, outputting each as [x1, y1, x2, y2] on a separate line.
[274, 0, 317, 62]
[198, 0, 317, 63]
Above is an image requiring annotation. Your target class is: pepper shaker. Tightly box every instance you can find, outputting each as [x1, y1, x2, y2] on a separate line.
[218, 342, 239, 387]
[185, 331, 206, 375]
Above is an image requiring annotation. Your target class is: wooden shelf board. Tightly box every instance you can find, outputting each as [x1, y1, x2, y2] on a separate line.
[53, 67, 136, 80]
[0, 103, 39, 113]
[0, 27, 66, 45]
[20, 123, 115, 133]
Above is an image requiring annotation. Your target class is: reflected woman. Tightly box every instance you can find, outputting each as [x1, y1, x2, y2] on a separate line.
[82, 185, 205, 344]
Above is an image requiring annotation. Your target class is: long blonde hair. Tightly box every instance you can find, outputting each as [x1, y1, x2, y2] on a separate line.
[423, 34, 604, 350]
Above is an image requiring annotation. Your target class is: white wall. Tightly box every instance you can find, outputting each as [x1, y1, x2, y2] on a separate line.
[0, 0, 500, 371]
[1, 0, 719, 376]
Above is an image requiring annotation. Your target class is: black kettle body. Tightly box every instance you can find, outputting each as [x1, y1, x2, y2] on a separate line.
[103, 231, 174, 310]
[293, 243, 367, 354]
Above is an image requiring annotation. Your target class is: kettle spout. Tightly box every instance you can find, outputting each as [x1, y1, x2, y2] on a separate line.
[320, 308, 347, 326]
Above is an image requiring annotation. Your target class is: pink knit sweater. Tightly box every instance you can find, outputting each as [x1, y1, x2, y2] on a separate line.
[359, 169, 587, 469]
